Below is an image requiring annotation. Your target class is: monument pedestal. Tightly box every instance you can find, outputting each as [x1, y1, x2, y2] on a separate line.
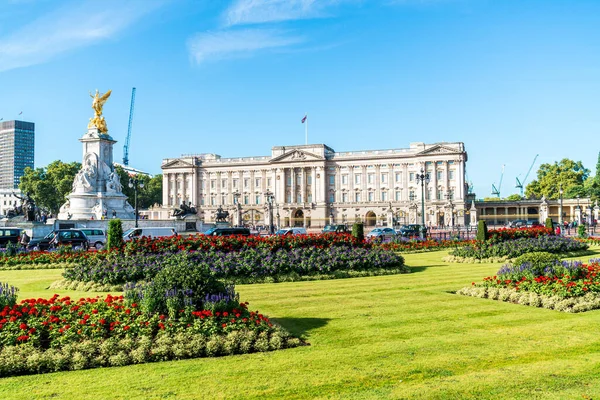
[58, 127, 135, 220]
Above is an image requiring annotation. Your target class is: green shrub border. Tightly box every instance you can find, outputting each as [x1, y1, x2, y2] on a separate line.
[442, 249, 595, 264]
[456, 286, 600, 313]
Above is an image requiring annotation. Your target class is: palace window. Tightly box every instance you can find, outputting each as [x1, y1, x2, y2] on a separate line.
[368, 192, 374, 202]
[437, 190, 443, 200]
[233, 179, 238, 189]
[255, 195, 261, 204]
[244, 178, 249, 188]
[449, 170, 455, 180]
[221, 179, 227, 188]
[355, 174, 361, 184]
[255, 178, 261, 187]
[342, 175, 348, 184]
[409, 172, 415, 182]
[286, 176, 292, 186]
[449, 189, 455, 200]
[244, 195, 249, 205]
[286, 192, 292, 203]
[267, 178, 272, 186]
[437, 170, 443, 180]
[297, 193, 302, 203]
[381, 191, 388, 201]
[395, 172, 401, 183]
[355, 192, 361, 202]
[296, 175, 302, 185]
[381, 173, 388, 184]
[307, 193, 313, 203]
[329, 175, 335, 186]
[210, 180, 216, 189]
[329, 193, 335, 203]
[395, 190, 401, 201]
[368, 174, 374, 184]
[342, 192, 348, 203]
[210, 196, 215, 206]
[221, 194, 227, 204]
[409, 190, 415, 200]
[307, 175, 312, 185]
[427, 189, 432, 200]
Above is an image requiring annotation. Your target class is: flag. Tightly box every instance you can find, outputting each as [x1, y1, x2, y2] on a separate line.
[18, 111, 22, 115]
[301, 115, 307, 123]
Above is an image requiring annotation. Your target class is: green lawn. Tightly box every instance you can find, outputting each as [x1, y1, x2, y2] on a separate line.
[1, 248, 600, 399]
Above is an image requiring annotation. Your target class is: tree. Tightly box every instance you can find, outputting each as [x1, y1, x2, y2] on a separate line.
[505, 194, 523, 201]
[525, 159, 590, 200]
[114, 166, 163, 209]
[19, 160, 81, 215]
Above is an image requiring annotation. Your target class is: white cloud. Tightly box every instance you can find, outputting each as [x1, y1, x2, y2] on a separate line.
[188, 28, 304, 64]
[224, 0, 355, 26]
[0, 0, 165, 73]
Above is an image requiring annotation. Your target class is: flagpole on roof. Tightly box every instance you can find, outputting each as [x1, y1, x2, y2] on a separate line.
[305, 113, 308, 145]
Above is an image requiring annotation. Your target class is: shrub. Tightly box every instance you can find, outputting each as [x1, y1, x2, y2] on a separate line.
[476, 220, 488, 241]
[107, 219, 124, 250]
[513, 252, 560, 269]
[126, 257, 234, 316]
[450, 236, 588, 260]
[352, 223, 364, 242]
[545, 218, 553, 230]
[578, 224, 587, 239]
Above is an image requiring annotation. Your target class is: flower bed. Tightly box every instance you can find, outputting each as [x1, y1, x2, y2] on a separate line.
[63, 247, 407, 286]
[456, 259, 600, 312]
[380, 238, 473, 253]
[448, 236, 588, 260]
[487, 227, 554, 242]
[0, 292, 302, 377]
[0, 234, 367, 268]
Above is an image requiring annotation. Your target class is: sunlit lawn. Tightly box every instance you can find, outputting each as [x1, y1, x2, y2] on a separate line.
[1, 248, 600, 399]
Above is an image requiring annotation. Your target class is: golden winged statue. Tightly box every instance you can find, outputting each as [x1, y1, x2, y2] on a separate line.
[87, 89, 112, 133]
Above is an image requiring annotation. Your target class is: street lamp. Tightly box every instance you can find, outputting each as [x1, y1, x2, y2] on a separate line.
[264, 190, 275, 234]
[558, 184, 564, 225]
[576, 195, 581, 225]
[232, 190, 241, 227]
[415, 169, 430, 238]
[128, 177, 144, 228]
[276, 205, 280, 230]
[445, 192, 454, 228]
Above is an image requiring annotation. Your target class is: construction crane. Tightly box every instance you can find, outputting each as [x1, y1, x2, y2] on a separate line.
[515, 154, 539, 196]
[123, 87, 136, 166]
[491, 164, 505, 197]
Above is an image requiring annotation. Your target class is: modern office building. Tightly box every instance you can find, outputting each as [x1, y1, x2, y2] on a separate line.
[160, 142, 469, 228]
[0, 120, 35, 189]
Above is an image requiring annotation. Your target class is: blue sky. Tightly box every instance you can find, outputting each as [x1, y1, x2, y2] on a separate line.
[1, 0, 599, 198]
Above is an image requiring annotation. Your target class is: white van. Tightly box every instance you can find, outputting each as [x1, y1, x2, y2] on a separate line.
[123, 227, 177, 240]
[274, 227, 307, 236]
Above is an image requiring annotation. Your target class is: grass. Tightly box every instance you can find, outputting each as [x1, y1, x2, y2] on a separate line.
[1, 247, 600, 399]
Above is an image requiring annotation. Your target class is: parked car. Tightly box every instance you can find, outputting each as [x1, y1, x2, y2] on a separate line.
[275, 227, 307, 235]
[27, 229, 88, 251]
[396, 224, 422, 237]
[123, 227, 177, 240]
[0, 227, 21, 248]
[201, 227, 251, 236]
[366, 227, 396, 241]
[77, 228, 106, 250]
[322, 224, 348, 234]
[508, 219, 527, 228]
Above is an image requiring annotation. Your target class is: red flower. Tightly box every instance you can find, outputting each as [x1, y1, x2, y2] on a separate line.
[19, 323, 27, 330]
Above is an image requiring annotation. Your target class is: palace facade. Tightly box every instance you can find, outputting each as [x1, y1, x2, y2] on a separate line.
[160, 142, 469, 228]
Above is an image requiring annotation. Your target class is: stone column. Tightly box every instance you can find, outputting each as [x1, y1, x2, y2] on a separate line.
[361, 165, 367, 201]
[300, 167, 305, 204]
[291, 168, 296, 204]
[310, 167, 316, 203]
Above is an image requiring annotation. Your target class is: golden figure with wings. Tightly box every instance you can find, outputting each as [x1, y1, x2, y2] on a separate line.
[87, 89, 112, 133]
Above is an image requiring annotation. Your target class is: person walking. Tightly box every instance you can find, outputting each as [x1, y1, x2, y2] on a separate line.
[555, 225, 561, 236]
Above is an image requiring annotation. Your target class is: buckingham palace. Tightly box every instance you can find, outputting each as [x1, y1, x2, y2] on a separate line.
[160, 141, 469, 228]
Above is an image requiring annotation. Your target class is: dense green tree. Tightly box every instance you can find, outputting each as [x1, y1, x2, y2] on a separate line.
[114, 166, 162, 209]
[19, 161, 81, 215]
[525, 159, 590, 200]
[505, 194, 523, 201]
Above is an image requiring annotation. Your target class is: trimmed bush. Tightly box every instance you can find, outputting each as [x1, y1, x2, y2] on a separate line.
[545, 218, 553, 230]
[578, 224, 587, 238]
[513, 251, 560, 269]
[476, 220, 488, 242]
[107, 219, 124, 250]
[352, 223, 364, 242]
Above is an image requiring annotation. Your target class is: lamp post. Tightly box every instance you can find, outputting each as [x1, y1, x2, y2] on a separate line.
[415, 169, 430, 238]
[558, 184, 564, 225]
[445, 192, 454, 228]
[128, 177, 144, 228]
[233, 190, 241, 226]
[576, 195, 581, 225]
[264, 190, 275, 234]
[276, 205, 280, 230]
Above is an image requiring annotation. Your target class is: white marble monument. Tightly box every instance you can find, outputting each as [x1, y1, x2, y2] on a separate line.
[58, 90, 135, 220]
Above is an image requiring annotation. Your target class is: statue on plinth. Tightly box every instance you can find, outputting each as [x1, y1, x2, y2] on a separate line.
[88, 89, 112, 133]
